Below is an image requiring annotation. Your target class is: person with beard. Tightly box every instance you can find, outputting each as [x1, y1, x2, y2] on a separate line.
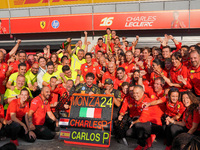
[28, 86, 58, 140]
[187, 50, 200, 97]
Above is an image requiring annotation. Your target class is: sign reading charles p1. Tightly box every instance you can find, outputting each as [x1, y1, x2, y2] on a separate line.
[59, 94, 114, 147]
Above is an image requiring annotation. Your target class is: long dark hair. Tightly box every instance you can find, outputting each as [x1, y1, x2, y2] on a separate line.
[181, 91, 199, 115]
[168, 87, 180, 103]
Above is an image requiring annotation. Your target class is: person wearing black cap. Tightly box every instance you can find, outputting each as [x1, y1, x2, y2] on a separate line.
[101, 78, 122, 120]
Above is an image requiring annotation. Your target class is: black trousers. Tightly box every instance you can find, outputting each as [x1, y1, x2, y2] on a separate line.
[135, 122, 162, 147]
[5, 121, 35, 142]
[32, 115, 56, 140]
[165, 124, 200, 146]
[114, 115, 138, 140]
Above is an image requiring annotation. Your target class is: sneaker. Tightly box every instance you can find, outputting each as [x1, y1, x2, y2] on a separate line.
[10, 139, 19, 146]
[134, 145, 143, 150]
[165, 145, 172, 150]
[146, 134, 156, 148]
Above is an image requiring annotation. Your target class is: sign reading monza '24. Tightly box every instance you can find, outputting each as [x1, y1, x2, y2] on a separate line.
[59, 94, 114, 147]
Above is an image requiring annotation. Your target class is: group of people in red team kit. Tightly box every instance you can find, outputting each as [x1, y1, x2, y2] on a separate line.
[0, 28, 200, 150]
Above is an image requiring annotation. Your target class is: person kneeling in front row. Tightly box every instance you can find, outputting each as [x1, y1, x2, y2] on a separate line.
[28, 86, 59, 140]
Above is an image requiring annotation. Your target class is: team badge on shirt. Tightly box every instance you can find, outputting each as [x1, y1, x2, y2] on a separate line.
[129, 104, 133, 108]
[82, 86, 85, 90]
[125, 66, 128, 69]
[190, 75, 193, 79]
[84, 69, 88, 72]
[151, 95, 155, 99]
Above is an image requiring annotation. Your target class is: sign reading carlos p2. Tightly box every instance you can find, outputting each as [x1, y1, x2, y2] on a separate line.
[59, 94, 114, 147]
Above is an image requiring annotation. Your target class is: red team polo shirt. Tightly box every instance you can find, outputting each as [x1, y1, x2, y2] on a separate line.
[81, 63, 100, 84]
[145, 87, 167, 117]
[9, 60, 31, 74]
[150, 69, 167, 86]
[102, 71, 116, 84]
[165, 101, 185, 120]
[30, 94, 51, 126]
[95, 43, 107, 54]
[183, 109, 200, 131]
[121, 59, 136, 74]
[187, 66, 200, 96]
[120, 95, 150, 118]
[0, 62, 8, 94]
[6, 98, 29, 121]
[170, 63, 188, 92]
[0, 104, 4, 119]
[114, 76, 131, 89]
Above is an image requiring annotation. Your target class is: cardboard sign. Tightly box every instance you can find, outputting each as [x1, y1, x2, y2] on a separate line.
[59, 94, 114, 147]
[60, 128, 110, 147]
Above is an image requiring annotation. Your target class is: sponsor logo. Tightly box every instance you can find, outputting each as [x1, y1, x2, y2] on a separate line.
[52, 20, 59, 29]
[40, 21, 46, 29]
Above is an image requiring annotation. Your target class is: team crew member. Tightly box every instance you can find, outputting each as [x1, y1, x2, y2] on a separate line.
[162, 46, 172, 60]
[25, 63, 39, 96]
[150, 59, 167, 85]
[121, 50, 136, 76]
[120, 82, 129, 100]
[165, 91, 200, 150]
[37, 57, 47, 90]
[5, 88, 36, 146]
[102, 79, 121, 120]
[129, 85, 162, 150]
[4, 75, 33, 110]
[80, 53, 100, 84]
[9, 50, 31, 74]
[161, 52, 188, 92]
[28, 86, 58, 140]
[94, 38, 107, 54]
[70, 49, 86, 71]
[57, 56, 70, 73]
[60, 65, 82, 86]
[102, 62, 116, 85]
[0, 50, 8, 95]
[75, 73, 100, 94]
[0, 96, 12, 140]
[114, 67, 131, 89]
[187, 50, 200, 97]
[42, 61, 61, 86]
[6, 63, 29, 90]
[116, 84, 138, 140]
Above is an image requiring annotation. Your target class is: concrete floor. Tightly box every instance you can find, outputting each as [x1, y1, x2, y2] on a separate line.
[0, 134, 166, 150]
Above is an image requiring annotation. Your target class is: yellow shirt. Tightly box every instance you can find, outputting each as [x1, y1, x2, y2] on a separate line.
[73, 45, 85, 55]
[8, 72, 29, 86]
[61, 69, 83, 83]
[42, 71, 61, 84]
[25, 69, 37, 85]
[70, 54, 86, 71]
[4, 86, 33, 109]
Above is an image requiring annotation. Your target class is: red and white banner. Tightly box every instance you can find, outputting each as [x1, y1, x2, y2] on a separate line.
[1, 10, 200, 34]
[94, 10, 189, 30]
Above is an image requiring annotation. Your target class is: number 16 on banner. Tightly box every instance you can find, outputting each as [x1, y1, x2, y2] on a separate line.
[100, 17, 114, 26]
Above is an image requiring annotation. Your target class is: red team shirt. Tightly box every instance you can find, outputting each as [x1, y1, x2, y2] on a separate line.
[183, 109, 200, 131]
[81, 63, 100, 84]
[121, 59, 136, 74]
[30, 94, 51, 125]
[9, 60, 31, 74]
[6, 98, 29, 121]
[170, 63, 188, 92]
[0, 62, 8, 94]
[114, 76, 131, 89]
[165, 101, 185, 120]
[102, 71, 116, 84]
[0, 104, 4, 119]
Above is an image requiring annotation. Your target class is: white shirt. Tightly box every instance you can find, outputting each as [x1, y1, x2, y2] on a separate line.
[37, 66, 47, 89]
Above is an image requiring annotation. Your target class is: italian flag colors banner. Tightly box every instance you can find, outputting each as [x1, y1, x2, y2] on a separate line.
[79, 107, 102, 118]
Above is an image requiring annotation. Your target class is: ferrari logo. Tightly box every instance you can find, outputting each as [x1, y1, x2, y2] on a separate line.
[40, 21, 46, 29]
